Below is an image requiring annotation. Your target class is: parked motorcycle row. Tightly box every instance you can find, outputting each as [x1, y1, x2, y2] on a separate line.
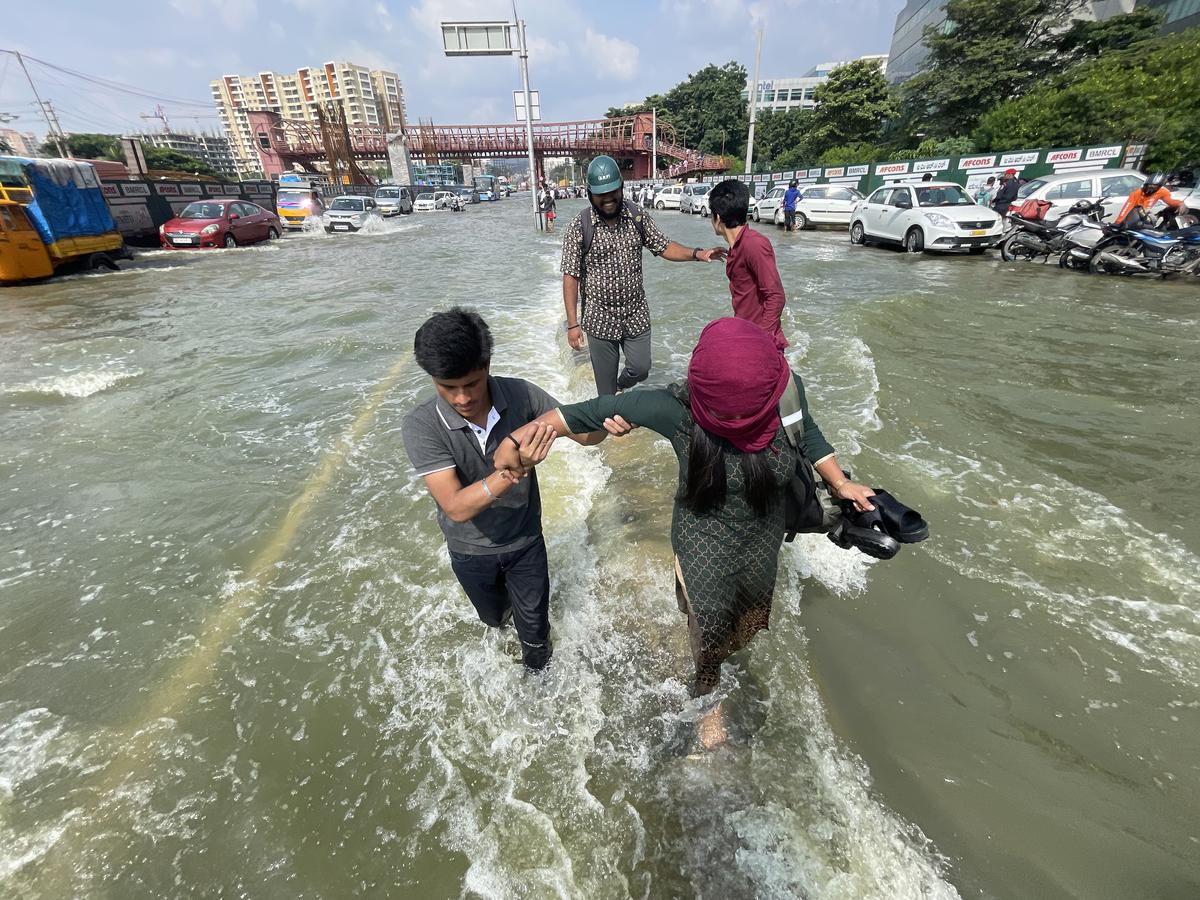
[998, 199, 1200, 278]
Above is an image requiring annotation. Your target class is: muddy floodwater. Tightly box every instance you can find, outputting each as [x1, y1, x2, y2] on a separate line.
[1, 200, 1197, 899]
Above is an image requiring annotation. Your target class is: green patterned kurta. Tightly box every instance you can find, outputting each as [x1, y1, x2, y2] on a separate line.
[560, 376, 834, 693]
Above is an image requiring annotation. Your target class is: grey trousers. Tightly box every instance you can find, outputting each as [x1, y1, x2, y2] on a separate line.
[587, 328, 652, 395]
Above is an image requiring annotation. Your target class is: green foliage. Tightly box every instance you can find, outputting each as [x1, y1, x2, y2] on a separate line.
[975, 30, 1200, 170]
[807, 58, 896, 153]
[815, 142, 884, 167]
[39, 133, 124, 160]
[751, 107, 813, 170]
[143, 146, 218, 176]
[901, 0, 1165, 140]
[1053, 7, 1164, 61]
[915, 136, 975, 157]
[614, 63, 748, 159]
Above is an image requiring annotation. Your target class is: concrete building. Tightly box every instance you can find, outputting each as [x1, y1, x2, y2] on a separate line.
[135, 131, 238, 179]
[886, 0, 1138, 85]
[0, 128, 41, 157]
[1141, 0, 1200, 31]
[742, 56, 889, 114]
[211, 61, 408, 176]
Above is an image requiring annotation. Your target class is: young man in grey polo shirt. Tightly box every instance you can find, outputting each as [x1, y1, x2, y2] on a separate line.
[402, 308, 606, 670]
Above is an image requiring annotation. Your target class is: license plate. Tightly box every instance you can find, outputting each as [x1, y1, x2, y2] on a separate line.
[173, 236, 195, 244]
[970, 229, 986, 236]
[333, 224, 350, 231]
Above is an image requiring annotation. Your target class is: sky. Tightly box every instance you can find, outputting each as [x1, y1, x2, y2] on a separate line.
[1, 0, 901, 142]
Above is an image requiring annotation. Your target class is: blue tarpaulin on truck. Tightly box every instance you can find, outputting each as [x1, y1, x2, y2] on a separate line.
[3, 157, 117, 246]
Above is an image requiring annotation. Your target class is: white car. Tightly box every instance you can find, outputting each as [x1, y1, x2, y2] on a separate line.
[773, 185, 864, 229]
[679, 183, 711, 215]
[1011, 168, 1145, 221]
[413, 192, 437, 212]
[323, 195, 380, 233]
[753, 186, 787, 223]
[654, 184, 683, 210]
[433, 190, 457, 210]
[849, 182, 1002, 253]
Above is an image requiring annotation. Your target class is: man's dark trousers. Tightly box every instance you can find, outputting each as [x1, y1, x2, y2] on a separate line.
[449, 535, 552, 669]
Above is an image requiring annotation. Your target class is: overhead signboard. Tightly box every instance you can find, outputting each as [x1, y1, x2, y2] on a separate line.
[441, 22, 514, 56]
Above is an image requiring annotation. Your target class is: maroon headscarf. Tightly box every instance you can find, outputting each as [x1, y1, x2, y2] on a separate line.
[687, 318, 791, 453]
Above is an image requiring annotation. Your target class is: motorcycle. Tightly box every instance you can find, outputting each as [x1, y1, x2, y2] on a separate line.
[999, 199, 1107, 262]
[1087, 204, 1200, 276]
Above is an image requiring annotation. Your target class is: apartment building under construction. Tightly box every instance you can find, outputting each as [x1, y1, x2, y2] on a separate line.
[211, 62, 407, 176]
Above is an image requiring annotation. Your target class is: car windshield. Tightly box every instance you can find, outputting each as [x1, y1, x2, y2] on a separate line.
[915, 185, 974, 206]
[1016, 179, 1046, 199]
[694, 185, 710, 195]
[277, 190, 312, 206]
[376, 189, 398, 199]
[417, 193, 433, 201]
[179, 202, 227, 219]
[457, 189, 472, 196]
[331, 198, 365, 211]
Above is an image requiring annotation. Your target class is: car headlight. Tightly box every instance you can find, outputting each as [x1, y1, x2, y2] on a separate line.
[159, 224, 166, 234]
[201, 223, 219, 235]
[925, 213, 955, 228]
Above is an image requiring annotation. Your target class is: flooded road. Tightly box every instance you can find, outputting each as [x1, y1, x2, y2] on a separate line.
[1, 200, 1197, 898]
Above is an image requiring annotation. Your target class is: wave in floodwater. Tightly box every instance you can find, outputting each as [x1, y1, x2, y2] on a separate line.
[2, 367, 142, 399]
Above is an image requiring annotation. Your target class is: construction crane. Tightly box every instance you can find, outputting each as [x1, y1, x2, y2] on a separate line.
[139, 104, 171, 133]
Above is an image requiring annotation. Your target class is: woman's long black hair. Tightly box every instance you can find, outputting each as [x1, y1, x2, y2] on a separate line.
[682, 423, 774, 517]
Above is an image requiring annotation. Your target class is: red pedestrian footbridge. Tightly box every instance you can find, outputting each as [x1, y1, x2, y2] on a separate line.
[246, 110, 729, 181]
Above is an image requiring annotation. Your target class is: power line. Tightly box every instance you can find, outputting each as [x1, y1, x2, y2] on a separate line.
[0, 49, 214, 110]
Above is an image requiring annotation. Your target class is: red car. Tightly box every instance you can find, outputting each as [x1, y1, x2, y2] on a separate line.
[159, 199, 281, 249]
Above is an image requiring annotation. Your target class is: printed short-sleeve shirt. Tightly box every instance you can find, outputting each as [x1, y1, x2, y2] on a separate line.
[560, 203, 671, 340]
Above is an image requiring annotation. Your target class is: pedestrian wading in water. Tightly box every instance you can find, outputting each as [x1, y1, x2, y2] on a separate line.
[401, 308, 606, 670]
[496, 317, 875, 743]
[560, 154, 725, 395]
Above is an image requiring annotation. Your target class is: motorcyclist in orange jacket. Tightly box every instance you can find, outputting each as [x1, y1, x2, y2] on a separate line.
[1114, 171, 1184, 226]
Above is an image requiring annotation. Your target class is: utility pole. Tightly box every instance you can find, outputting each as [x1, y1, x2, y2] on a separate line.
[652, 107, 657, 180]
[745, 26, 763, 176]
[11, 51, 68, 157]
[513, 2, 540, 229]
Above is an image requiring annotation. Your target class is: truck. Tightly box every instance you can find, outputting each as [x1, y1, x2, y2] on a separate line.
[0, 156, 128, 284]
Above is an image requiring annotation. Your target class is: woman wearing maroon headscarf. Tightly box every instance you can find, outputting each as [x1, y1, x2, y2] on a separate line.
[497, 319, 872, 730]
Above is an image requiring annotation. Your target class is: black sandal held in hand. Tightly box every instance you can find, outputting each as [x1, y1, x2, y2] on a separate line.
[828, 505, 902, 560]
[870, 489, 930, 543]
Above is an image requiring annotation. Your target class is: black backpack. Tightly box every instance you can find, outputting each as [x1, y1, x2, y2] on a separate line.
[778, 373, 842, 542]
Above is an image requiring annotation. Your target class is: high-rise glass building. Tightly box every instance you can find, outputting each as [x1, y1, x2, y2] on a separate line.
[1141, 0, 1200, 31]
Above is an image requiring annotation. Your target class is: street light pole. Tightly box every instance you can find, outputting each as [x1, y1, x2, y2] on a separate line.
[513, 6, 541, 230]
[745, 26, 763, 176]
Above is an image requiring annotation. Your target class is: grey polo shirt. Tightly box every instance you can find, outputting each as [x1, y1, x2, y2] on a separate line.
[401, 375, 558, 555]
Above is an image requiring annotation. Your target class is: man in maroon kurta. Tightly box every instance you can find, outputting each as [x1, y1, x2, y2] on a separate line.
[707, 179, 789, 350]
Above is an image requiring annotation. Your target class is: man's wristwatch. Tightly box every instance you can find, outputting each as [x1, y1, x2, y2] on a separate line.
[691, 247, 703, 260]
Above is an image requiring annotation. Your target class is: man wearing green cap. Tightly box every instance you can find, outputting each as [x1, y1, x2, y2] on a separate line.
[561, 155, 724, 395]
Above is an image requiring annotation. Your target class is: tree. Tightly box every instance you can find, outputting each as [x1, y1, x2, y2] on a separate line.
[0, 135, 12, 155]
[752, 107, 814, 170]
[900, 0, 1089, 139]
[1052, 7, 1164, 62]
[39, 132, 123, 160]
[808, 58, 896, 152]
[974, 30, 1200, 171]
[610, 63, 749, 160]
[143, 146, 218, 177]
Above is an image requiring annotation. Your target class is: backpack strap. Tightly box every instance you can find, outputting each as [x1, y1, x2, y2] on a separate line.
[778, 372, 806, 453]
[579, 200, 647, 269]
